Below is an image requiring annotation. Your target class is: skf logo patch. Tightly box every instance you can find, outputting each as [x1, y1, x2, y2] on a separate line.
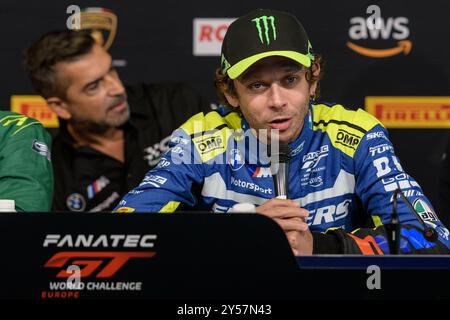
[335, 129, 361, 150]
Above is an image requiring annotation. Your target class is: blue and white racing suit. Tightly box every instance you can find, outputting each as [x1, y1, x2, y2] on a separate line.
[116, 102, 450, 254]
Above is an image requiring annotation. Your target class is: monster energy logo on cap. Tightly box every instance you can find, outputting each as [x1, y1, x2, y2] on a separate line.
[221, 8, 314, 79]
[252, 16, 276, 44]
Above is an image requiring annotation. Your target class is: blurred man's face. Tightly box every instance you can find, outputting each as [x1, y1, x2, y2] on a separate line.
[55, 44, 129, 130]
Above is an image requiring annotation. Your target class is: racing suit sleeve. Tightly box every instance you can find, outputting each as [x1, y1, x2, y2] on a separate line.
[114, 128, 206, 213]
[0, 118, 53, 211]
[313, 124, 450, 254]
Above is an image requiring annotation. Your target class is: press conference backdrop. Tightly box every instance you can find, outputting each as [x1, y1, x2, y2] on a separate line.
[0, 0, 449, 222]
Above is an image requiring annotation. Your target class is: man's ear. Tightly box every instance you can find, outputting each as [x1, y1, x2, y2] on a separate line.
[223, 90, 239, 108]
[309, 61, 321, 97]
[309, 81, 318, 98]
[46, 97, 71, 120]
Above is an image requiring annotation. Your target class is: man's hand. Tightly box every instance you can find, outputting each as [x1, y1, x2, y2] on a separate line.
[255, 198, 313, 255]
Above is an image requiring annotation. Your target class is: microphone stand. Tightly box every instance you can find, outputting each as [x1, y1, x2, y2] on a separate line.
[388, 189, 402, 255]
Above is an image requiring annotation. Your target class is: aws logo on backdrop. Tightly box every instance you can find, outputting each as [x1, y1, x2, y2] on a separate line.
[346, 5, 412, 58]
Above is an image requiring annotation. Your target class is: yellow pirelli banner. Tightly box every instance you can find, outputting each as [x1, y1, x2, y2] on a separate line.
[365, 96, 450, 128]
[10, 95, 59, 128]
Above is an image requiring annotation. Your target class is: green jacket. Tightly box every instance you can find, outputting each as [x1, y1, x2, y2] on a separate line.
[0, 111, 53, 211]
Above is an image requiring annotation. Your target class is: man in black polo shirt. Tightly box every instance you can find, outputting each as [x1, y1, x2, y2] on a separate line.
[24, 30, 209, 212]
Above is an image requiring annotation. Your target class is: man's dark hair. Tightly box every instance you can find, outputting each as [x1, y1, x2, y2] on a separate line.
[24, 30, 95, 99]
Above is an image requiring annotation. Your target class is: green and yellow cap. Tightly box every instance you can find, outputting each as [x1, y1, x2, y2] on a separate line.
[221, 8, 315, 79]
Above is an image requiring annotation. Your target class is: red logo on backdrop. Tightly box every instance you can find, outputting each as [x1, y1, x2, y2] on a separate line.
[10, 95, 59, 128]
[193, 18, 236, 56]
[365, 96, 450, 128]
[44, 251, 156, 278]
[198, 23, 228, 42]
[41, 234, 157, 299]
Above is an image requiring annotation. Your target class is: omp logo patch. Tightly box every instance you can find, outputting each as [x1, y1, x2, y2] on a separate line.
[195, 134, 224, 154]
[335, 129, 361, 150]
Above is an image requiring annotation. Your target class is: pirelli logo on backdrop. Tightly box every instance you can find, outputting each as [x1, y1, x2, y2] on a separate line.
[10, 95, 59, 128]
[365, 97, 450, 128]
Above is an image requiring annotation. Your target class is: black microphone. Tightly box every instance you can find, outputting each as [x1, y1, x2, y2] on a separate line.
[270, 141, 291, 199]
[390, 188, 438, 254]
[386, 192, 401, 255]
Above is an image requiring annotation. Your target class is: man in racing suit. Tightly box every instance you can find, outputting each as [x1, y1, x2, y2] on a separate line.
[115, 9, 450, 255]
[0, 111, 53, 211]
